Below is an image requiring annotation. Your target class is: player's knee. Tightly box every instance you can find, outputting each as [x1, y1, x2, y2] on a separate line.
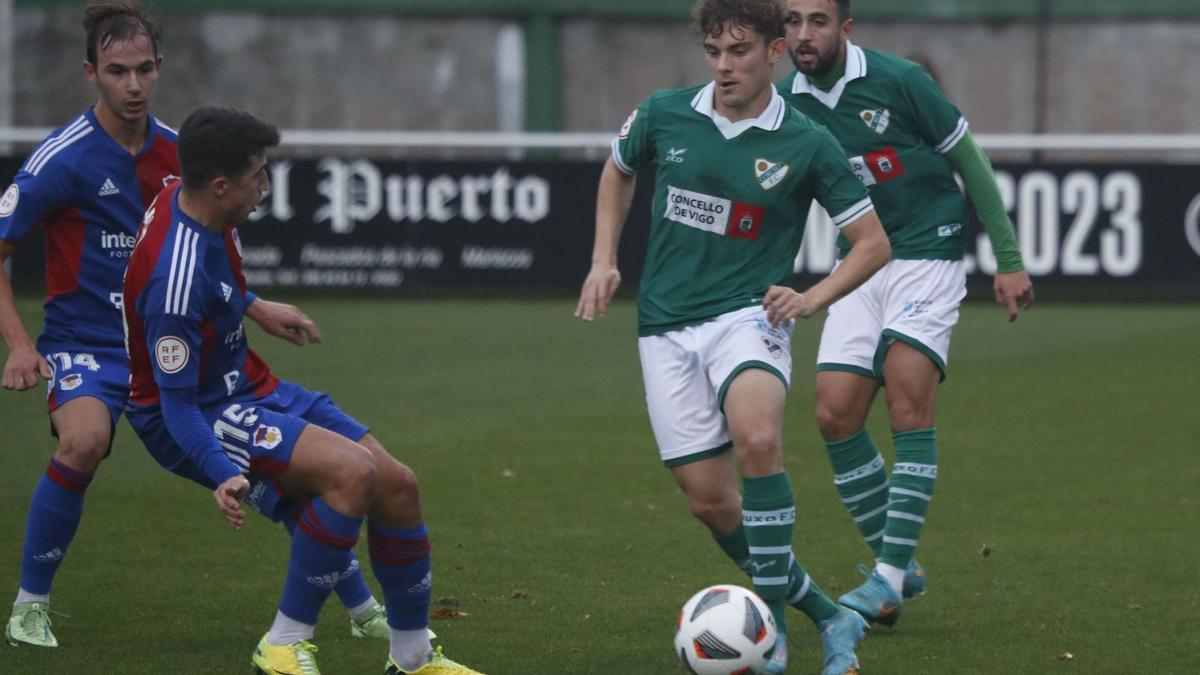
[54, 431, 110, 473]
[734, 431, 781, 464]
[815, 401, 857, 440]
[887, 396, 933, 431]
[331, 450, 377, 509]
[688, 494, 738, 530]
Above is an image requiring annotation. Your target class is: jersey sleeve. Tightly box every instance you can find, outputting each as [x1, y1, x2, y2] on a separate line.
[138, 272, 210, 392]
[901, 65, 968, 154]
[0, 165, 69, 245]
[610, 97, 656, 175]
[806, 129, 875, 229]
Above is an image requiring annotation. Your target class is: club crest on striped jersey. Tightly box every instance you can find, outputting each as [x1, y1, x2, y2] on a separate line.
[860, 108, 891, 134]
[754, 159, 788, 190]
[154, 336, 189, 374]
[0, 184, 18, 217]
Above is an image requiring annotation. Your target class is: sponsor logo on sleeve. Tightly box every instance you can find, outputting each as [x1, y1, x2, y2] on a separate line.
[154, 336, 189, 374]
[618, 108, 638, 139]
[754, 159, 789, 190]
[59, 373, 83, 391]
[860, 108, 891, 134]
[220, 282, 233, 302]
[253, 425, 283, 450]
[0, 184, 18, 217]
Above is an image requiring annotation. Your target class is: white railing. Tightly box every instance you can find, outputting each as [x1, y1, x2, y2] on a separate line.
[2, 127, 1199, 152]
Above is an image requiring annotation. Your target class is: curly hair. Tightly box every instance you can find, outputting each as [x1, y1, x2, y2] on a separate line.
[692, 0, 788, 43]
[83, 1, 161, 65]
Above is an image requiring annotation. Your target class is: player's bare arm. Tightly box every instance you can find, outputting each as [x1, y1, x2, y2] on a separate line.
[575, 157, 636, 322]
[0, 241, 52, 390]
[794, 210, 890, 314]
[246, 296, 323, 346]
[213, 473, 251, 529]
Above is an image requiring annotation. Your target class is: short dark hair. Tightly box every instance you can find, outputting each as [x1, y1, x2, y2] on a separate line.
[834, 0, 852, 23]
[692, 0, 788, 43]
[83, 1, 161, 65]
[178, 106, 281, 189]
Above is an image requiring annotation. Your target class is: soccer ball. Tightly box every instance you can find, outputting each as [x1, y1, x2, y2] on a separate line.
[674, 585, 777, 674]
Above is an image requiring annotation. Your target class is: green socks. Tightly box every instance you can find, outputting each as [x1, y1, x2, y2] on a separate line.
[825, 428, 890, 557]
[881, 427, 937, 569]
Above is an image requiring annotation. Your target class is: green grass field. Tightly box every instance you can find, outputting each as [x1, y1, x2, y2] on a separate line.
[1, 296, 1197, 674]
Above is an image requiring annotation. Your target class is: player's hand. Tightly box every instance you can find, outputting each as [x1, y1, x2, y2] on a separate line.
[994, 270, 1034, 322]
[247, 298, 322, 346]
[763, 285, 817, 326]
[2, 345, 51, 391]
[213, 474, 251, 530]
[575, 264, 621, 322]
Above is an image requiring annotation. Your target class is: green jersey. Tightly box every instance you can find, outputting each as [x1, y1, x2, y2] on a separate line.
[778, 43, 969, 261]
[614, 82, 872, 336]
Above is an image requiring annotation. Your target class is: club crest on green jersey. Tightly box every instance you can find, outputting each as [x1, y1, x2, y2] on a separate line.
[860, 108, 891, 134]
[754, 159, 789, 190]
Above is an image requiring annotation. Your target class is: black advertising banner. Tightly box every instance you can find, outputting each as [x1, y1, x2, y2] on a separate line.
[3, 157, 1199, 297]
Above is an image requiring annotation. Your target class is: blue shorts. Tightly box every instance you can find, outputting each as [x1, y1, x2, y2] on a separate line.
[127, 379, 370, 522]
[40, 343, 129, 450]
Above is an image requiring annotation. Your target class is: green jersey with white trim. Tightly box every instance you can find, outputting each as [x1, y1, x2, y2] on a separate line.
[778, 43, 969, 261]
[614, 82, 872, 336]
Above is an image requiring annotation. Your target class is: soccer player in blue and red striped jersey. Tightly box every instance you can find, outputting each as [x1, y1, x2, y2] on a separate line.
[123, 106, 482, 675]
[0, 1, 176, 648]
[1, 1, 389, 649]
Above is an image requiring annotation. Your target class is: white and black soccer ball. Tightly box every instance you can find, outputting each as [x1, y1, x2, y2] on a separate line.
[674, 585, 778, 674]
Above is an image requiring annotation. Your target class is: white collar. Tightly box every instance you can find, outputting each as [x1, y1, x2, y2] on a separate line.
[790, 41, 867, 109]
[690, 81, 787, 140]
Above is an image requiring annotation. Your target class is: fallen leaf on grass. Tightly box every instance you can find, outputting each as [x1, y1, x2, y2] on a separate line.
[431, 608, 469, 619]
[1057, 652, 1074, 661]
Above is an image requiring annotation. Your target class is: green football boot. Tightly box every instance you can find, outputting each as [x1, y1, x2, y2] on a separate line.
[5, 602, 58, 648]
[350, 601, 438, 642]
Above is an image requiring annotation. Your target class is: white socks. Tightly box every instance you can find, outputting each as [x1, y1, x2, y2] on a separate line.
[267, 610, 316, 646]
[875, 561, 906, 595]
[390, 628, 433, 671]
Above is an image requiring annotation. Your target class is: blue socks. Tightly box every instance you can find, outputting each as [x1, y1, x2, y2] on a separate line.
[19, 459, 93, 596]
[279, 498, 364, 624]
[368, 522, 431, 630]
[282, 518, 373, 610]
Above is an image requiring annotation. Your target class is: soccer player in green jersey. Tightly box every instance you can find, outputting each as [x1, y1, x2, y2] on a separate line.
[779, 0, 1036, 627]
[576, 1, 890, 672]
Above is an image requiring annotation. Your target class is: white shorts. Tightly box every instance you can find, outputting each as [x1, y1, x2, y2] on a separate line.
[639, 306, 793, 467]
[816, 259, 966, 381]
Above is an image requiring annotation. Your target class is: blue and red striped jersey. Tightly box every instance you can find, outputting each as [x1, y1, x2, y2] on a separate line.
[0, 107, 179, 348]
[124, 183, 277, 407]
